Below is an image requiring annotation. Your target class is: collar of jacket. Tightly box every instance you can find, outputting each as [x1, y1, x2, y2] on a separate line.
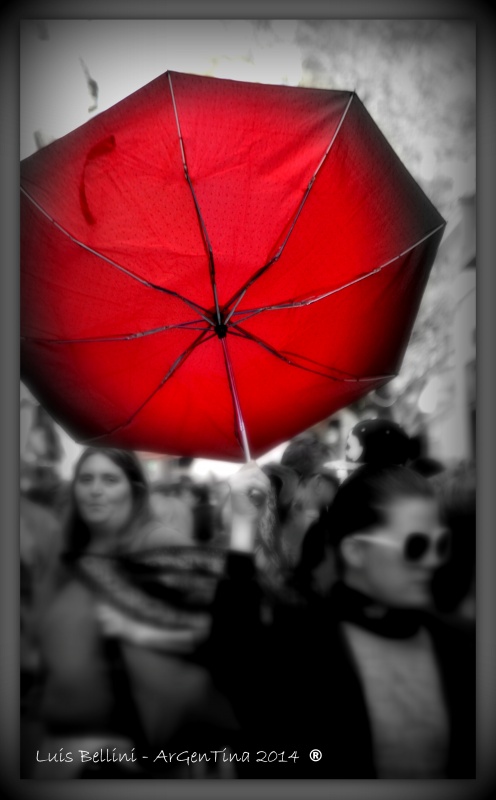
[326, 581, 425, 639]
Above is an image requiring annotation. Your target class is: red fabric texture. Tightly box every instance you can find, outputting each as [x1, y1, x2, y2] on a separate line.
[21, 71, 445, 460]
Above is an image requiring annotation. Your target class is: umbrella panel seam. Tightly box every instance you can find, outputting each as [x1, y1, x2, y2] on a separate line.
[229, 221, 446, 325]
[221, 92, 355, 314]
[81, 329, 215, 443]
[21, 186, 213, 324]
[228, 325, 396, 384]
[167, 72, 222, 326]
[21, 322, 211, 345]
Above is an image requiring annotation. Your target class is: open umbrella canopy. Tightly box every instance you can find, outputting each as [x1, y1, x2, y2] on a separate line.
[21, 71, 445, 461]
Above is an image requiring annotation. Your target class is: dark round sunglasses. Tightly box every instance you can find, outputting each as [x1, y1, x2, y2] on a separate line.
[354, 531, 451, 564]
[403, 531, 451, 563]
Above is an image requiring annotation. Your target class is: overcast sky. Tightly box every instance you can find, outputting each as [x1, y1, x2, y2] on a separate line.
[20, 20, 305, 159]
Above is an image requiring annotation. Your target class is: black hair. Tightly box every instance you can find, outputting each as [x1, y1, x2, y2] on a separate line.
[299, 469, 340, 493]
[328, 464, 436, 552]
[280, 432, 331, 478]
[346, 418, 414, 467]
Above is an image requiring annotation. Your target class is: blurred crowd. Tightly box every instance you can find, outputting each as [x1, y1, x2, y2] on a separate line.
[20, 414, 475, 779]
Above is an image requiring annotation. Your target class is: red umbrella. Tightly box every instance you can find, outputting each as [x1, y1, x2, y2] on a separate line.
[21, 71, 445, 461]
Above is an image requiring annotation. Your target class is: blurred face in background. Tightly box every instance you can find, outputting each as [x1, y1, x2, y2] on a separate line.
[74, 453, 134, 535]
[280, 480, 321, 567]
[345, 431, 364, 463]
[290, 482, 320, 529]
[289, 473, 338, 529]
[342, 495, 450, 608]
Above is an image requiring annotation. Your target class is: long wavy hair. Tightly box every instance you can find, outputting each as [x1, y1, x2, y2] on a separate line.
[62, 447, 153, 560]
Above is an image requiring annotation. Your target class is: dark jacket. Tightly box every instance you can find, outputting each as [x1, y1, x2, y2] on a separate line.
[203, 554, 475, 779]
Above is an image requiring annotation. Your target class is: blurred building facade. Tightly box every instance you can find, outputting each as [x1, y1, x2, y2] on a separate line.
[422, 194, 476, 463]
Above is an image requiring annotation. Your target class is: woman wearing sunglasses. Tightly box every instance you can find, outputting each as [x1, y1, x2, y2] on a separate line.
[314, 464, 475, 779]
[333, 466, 452, 610]
[206, 462, 474, 779]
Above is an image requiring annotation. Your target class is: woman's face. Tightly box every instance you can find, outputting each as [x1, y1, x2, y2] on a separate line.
[349, 496, 449, 608]
[74, 453, 134, 534]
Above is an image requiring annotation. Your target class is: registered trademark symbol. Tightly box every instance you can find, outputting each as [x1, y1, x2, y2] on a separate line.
[309, 749, 322, 762]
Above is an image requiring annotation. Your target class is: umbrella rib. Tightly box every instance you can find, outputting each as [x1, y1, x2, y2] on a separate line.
[224, 289, 247, 325]
[167, 72, 222, 326]
[220, 336, 251, 462]
[21, 321, 210, 345]
[229, 325, 395, 384]
[82, 330, 215, 443]
[229, 222, 447, 324]
[224, 92, 355, 313]
[21, 186, 213, 324]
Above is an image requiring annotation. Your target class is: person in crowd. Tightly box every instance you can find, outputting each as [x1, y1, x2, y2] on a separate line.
[149, 481, 195, 546]
[316, 464, 474, 778]
[30, 447, 237, 778]
[297, 467, 340, 517]
[21, 403, 69, 515]
[279, 466, 339, 602]
[205, 462, 475, 779]
[274, 432, 340, 601]
[280, 430, 332, 477]
[344, 417, 416, 468]
[255, 463, 300, 598]
[189, 482, 216, 543]
[409, 455, 446, 478]
[20, 495, 64, 777]
[270, 435, 340, 599]
[237, 460, 337, 606]
[20, 496, 63, 685]
[430, 460, 476, 620]
[293, 418, 417, 603]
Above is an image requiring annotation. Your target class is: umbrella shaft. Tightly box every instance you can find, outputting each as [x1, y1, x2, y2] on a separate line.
[221, 338, 251, 462]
